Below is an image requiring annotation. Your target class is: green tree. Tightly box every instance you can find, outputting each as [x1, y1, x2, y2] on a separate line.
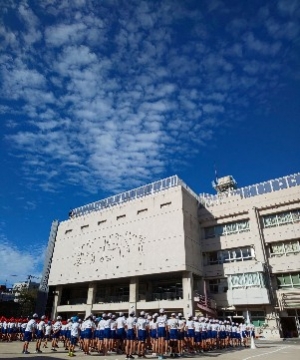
[16, 287, 38, 316]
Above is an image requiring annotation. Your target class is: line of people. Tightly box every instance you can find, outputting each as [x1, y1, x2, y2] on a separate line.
[0, 309, 255, 357]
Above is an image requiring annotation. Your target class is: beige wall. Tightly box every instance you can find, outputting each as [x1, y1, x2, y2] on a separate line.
[49, 186, 189, 286]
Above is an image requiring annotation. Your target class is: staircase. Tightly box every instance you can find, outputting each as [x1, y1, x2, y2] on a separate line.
[194, 292, 218, 317]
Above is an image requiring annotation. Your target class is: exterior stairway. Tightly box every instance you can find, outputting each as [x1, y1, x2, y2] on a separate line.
[194, 292, 218, 317]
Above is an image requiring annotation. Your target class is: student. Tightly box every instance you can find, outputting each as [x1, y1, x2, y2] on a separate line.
[136, 311, 148, 358]
[43, 320, 52, 348]
[22, 313, 38, 354]
[125, 311, 136, 359]
[35, 315, 46, 353]
[116, 312, 126, 354]
[51, 315, 62, 351]
[156, 309, 167, 359]
[177, 313, 185, 356]
[83, 314, 95, 355]
[168, 313, 178, 357]
[69, 316, 80, 357]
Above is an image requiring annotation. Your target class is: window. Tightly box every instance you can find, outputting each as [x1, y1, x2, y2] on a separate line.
[228, 272, 265, 289]
[160, 202, 172, 208]
[137, 208, 148, 215]
[263, 209, 300, 228]
[208, 279, 228, 294]
[204, 220, 249, 239]
[276, 273, 300, 288]
[270, 239, 300, 256]
[251, 311, 265, 327]
[98, 220, 107, 225]
[204, 246, 254, 265]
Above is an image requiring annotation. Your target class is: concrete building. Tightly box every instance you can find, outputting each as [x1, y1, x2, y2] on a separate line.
[43, 173, 300, 338]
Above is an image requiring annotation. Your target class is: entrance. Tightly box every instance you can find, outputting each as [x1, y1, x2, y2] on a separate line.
[281, 317, 298, 338]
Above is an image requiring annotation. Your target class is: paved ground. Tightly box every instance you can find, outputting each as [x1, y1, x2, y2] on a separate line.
[0, 340, 299, 360]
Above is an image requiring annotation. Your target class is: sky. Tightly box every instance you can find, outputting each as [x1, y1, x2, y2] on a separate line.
[0, 0, 300, 287]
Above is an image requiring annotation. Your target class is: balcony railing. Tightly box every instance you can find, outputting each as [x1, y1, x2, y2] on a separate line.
[95, 295, 129, 303]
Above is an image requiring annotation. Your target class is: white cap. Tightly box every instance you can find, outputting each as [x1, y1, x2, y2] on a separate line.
[178, 313, 182, 317]
[193, 316, 198, 320]
[119, 312, 124, 316]
[41, 315, 46, 320]
[57, 316, 62, 320]
[159, 308, 165, 313]
[140, 311, 145, 316]
[171, 313, 176, 316]
[33, 313, 38, 318]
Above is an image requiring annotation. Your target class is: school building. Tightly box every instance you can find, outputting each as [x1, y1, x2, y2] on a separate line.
[41, 173, 300, 338]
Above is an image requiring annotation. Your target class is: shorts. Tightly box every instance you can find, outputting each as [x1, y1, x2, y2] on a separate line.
[177, 331, 184, 341]
[71, 336, 78, 345]
[211, 330, 217, 339]
[127, 329, 135, 340]
[104, 328, 111, 339]
[157, 327, 166, 338]
[138, 330, 147, 342]
[201, 332, 207, 340]
[24, 331, 32, 342]
[150, 329, 157, 339]
[169, 329, 178, 341]
[52, 330, 61, 339]
[36, 330, 44, 339]
[116, 328, 126, 340]
[187, 329, 195, 339]
[85, 328, 93, 340]
[195, 332, 201, 343]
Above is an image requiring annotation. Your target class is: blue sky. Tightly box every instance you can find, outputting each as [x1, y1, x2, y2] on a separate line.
[0, 0, 299, 286]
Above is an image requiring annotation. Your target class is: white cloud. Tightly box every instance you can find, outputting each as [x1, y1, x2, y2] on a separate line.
[0, 236, 44, 286]
[0, 0, 299, 195]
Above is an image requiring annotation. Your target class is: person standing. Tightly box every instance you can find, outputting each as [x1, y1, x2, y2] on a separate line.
[22, 313, 38, 354]
[51, 315, 62, 351]
[35, 315, 46, 353]
[69, 316, 80, 357]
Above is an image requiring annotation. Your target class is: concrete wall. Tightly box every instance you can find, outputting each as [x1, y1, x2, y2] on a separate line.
[49, 186, 187, 286]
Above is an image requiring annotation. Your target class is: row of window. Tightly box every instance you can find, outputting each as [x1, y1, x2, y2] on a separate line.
[65, 202, 172, 234]
[204, 246, 254, 265]
[270, 239, 300, 256]
[208, 271, 300, 293]
[276, 272, 300, 288]
[262, 209, 300, 228]
[208, 272, 266, 293]
[203, 208, 300, 239]
[204, 220, 250, 239]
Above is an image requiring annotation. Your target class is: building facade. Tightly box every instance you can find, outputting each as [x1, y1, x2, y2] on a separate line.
[45, 173, 300, 337]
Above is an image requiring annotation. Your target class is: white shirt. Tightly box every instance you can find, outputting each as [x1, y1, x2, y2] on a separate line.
[116, 316, 126, 329]
[25, 319, 36, 332]
[45, 324, 52, 336]
[136, 317, 147, 330]
[126, 316, 136, 330]
[71, 322, 80, 337]
[157, 315, 167, 328]
[168, 318, 178, 329]
[37, 320, 45, 331]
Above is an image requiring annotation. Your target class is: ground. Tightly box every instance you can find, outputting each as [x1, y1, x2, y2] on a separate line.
[0, 339, 299, 360]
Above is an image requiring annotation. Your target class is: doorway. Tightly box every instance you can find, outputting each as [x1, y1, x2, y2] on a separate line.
[280, 317, 298, 338]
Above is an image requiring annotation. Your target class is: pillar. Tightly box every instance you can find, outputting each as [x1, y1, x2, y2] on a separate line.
[129, 277, 138, 314]
[85, 282, 97, 317]
[51, 285, 62, 319]
[182, 271, 194, 317]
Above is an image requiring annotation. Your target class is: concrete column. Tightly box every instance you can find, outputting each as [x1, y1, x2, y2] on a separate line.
[182, 271, 194, 317]
[85, 282, 97, 317]
[129, 277, 138, 313]
[51, 285, 62, 319]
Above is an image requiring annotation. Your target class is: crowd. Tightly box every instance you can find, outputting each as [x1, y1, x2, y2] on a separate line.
[0, 309, 255, 357]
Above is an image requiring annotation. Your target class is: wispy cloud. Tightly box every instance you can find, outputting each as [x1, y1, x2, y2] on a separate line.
[1, 0, 299, 194]
[0, 234, 44, 286]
